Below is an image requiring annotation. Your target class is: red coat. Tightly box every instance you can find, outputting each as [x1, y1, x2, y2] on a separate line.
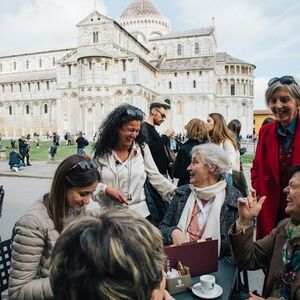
[251, 112, 300, 239]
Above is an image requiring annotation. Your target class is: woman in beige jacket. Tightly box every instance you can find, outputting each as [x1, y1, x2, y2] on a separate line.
[9, 154, 100, 300]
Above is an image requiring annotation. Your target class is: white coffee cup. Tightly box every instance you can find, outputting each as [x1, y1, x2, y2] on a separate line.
[200, 274, 215, 295]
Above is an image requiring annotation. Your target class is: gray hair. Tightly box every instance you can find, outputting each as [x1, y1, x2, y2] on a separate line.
[191, 143, 230, 180]
[265, 81, 300, 107]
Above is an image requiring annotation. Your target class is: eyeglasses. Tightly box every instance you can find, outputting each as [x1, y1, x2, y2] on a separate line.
[69, 158, 99, 172]
[155, 109, 166, 119]
[126, 108, 144, 118]
[268, 76, 298, 87]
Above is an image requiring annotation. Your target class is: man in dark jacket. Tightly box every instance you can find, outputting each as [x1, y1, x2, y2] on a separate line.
[9, 148, 25, 171]
[76, 132, 89, 154]
[18, 136, 31, 166]
[142, 102, 172, 177]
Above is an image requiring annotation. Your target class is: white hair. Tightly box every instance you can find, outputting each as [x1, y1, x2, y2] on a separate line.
[191, 143, 230, 180]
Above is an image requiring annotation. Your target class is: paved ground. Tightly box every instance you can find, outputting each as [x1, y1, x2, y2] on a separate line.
[0, 159, 264, 296]
[0, 159, 58, 179]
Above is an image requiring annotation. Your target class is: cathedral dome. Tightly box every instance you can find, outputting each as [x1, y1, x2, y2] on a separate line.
[121, 0, 162, 19]
[119, 0, 171, 44]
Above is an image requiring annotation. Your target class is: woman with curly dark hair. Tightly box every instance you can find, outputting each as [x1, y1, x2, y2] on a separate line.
[94, 104, 175, 221]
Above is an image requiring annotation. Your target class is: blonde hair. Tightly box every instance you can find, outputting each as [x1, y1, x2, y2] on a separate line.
[185, 118, 208, 143]
[50, 209, 165, 300]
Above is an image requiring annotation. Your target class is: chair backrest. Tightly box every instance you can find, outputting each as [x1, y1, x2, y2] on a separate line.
[0, 186, 4, 218]
[0, 239, 12, 295]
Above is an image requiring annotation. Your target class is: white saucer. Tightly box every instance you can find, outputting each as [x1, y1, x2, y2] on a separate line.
[191, 282, 223, 299]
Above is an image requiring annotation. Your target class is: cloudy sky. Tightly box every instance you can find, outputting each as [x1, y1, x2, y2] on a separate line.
[1, 0, 300, 108]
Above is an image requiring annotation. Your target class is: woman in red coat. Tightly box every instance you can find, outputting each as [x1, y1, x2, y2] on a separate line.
[251, 75, 300, 239]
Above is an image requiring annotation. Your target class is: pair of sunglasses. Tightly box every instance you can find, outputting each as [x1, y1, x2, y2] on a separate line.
[155, 109, 166, 119]
[126, 108, 144, 118]
[268, 76, 298, 87]
[69, 158, 99, 172]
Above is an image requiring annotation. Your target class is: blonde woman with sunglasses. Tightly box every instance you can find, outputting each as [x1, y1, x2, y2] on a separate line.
[9, 154, 100, 300]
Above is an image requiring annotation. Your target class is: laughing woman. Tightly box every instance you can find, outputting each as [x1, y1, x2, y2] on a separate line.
[159, 143, 240, 260]
[94, 104, 175, 222]
[9, 154, 100, 300]
[251, 75, 300, 239]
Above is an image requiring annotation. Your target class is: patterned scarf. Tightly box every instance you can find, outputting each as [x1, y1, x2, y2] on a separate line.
[279, 219, 300, 300]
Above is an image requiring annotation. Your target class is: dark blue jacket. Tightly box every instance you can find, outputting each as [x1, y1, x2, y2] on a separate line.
[9, 151, 22, 166]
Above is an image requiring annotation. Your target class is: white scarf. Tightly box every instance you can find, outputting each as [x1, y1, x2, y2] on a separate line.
[177, 180, 227, 255]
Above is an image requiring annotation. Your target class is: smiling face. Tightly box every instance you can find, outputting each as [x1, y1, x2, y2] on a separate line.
[117, 120, 141, 149]
[66, 181, 98, 211]
[187, 153, 216, 187]
[284, 172, 300, 221]
[267, 86, 298, 127]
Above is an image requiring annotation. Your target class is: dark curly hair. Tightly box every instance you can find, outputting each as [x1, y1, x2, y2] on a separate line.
[94, 104, 146, 158]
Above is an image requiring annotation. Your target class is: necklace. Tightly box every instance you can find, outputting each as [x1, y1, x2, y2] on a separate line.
[113, 150, 132, 201]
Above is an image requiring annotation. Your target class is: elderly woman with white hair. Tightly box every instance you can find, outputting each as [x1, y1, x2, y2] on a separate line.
[159, 143, 240, 260]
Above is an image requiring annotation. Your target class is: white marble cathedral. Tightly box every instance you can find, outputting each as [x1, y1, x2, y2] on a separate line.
[0, 0, 255, 138]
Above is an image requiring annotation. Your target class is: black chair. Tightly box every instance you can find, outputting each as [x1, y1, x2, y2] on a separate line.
[0, 239, 11, 300]
[0, 186, 4, 218]
[231, 268, 250, 299]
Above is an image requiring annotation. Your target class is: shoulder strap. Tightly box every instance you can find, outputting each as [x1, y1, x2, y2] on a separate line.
[140, 143, 145, 159]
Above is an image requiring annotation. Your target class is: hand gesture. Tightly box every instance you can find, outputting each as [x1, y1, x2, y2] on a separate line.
[165, 128, 173, 137]
[105, 186, 128, 204]
[238, 190, 266, 225]
[163, 290, 175, 300]
[247, 292, 265, 299]
[171, 229, 189, 245]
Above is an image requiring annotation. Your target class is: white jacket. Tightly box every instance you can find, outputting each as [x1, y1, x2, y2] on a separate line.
[222, 140, 240, 173]
[96, 144, 176, 218]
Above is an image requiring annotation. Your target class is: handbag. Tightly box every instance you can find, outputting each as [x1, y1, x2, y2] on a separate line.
[232, 170, 248, 197]
[164, 239, 218, 276]
[144, 178, 169, 226]
[141, 145, 170, 226]
[164, 145, 176, 165]
[163, 145, 176, 178]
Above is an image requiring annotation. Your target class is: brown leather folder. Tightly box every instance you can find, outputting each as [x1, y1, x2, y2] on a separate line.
[164, 239, 218, 276]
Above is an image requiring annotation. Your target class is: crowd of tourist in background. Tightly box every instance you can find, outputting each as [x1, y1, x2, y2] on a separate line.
[1, 75, 300, 299]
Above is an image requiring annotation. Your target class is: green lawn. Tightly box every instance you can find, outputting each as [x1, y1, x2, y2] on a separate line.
[241, 153, 254, 166]
[1, 140, 94, 161]
[1, 139, 256, 164]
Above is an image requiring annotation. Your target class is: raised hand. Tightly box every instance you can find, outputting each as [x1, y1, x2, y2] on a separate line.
[237, 189, 266, 226]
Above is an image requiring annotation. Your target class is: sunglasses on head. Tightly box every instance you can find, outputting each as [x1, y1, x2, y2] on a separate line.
[126, 108, 144, 119]
[268, 76, 298, 87]
[69, 158, 99, 172]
